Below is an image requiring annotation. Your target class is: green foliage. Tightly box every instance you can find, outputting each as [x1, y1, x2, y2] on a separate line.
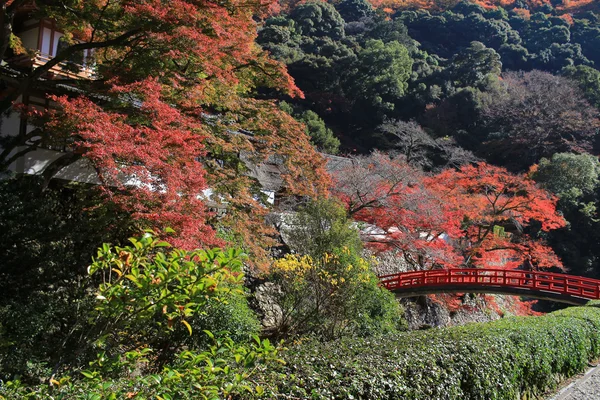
[349, 39, 413, 114]
[447, 41, 502, 88]
[86, 233, 247, 362]
[0, 334, 280, 400]
[258, 1, 600, 155]
[269, 249, 405, 339]
[533, 153, 600, 279]
[533, 152, 600, 215]
[289, 1, 345, 39]
[272, 198, 404, 338]
[0, 234, 275, 399]
[189, 290, 261, 348]
[279, 102, 340, 154]
[563, 65, 600, 109]
[300, 110, 341, 154]
[255, 306, 600, 399]
[336, 0, 374, 23]
[0, 176, 133, 382]
[284, 198, 361, 258]
[0, 176, 133, 300]
[586, 299, 600, 308]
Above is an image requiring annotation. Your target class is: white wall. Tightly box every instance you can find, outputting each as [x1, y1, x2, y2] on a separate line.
[41, 27, 51, 55]
[4, 146, 100, 184]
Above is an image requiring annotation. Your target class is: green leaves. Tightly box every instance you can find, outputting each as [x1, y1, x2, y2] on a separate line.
[0, 234, 272, 399]
[89, 232, 245, 339]
[349, 39, 413, 114]
[253, 305, 600, 399]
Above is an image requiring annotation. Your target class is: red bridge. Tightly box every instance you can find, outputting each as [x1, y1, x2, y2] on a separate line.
[379, 268, 600, 305]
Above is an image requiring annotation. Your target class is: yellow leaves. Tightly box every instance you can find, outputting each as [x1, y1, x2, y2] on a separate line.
[357, 258, 370, 272]
[111, 268, 123, 278]
[272, 254, 313, 278]
[49, 376, 70, 388]
[272, 250, 374, 287]
[182, 320, 193, 336]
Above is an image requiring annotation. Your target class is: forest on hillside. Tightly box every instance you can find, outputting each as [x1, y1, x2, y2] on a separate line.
[260, 0, 600, 281]
[1, 0, 600, 398]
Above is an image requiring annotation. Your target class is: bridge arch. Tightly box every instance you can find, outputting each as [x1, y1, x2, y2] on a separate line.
[378, 268, 600, 305]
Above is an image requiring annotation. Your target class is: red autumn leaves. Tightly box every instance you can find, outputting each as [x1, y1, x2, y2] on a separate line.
[333, 152, 566, 272]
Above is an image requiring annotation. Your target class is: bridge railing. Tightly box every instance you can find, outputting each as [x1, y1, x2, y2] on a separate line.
[379, 268, 600, 300]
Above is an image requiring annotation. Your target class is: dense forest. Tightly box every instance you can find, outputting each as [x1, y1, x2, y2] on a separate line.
[1, 0, 600, 398]
[259, 0, 600, 281]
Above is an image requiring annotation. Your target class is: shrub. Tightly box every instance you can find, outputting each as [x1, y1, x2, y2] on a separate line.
[269, 248, 405, 339]
[0, 334, 280, 400]
[283, 198, 362, 259]
[257, 305, 600, 399]
[0, 176, 133, 382]
[0, 233, 276, 400]
[189, 289, 261, 348]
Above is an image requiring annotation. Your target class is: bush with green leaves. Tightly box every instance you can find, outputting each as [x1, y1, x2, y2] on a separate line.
[0, 176, 133, 382]
[274, 198, 405, 339]
[256, 305, 600, 399]
[269, 248, 405, 339]
[0, 233, 276, 400]
[189, 289, 261, 349]
[283, 198, 362, 258]
[532, 152, 600, 214]
[1, 333, 280, 400]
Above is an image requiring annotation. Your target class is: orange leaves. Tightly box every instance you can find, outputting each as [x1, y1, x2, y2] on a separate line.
[35, 0, 326, 264]
[429, 163, 565, 271]
[431, 163, 565, 232]
[361, 0, 592, 15]
[334, 157, 565, 272]
[332, 152, 461, 270]
[50, 87, 219, 250]
[558, 13, 574, 25]
[512, 8, 531, 20]
[558, 0, 597, 13]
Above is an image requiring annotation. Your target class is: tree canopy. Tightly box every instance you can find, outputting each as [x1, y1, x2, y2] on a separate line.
[1, 0, 328, 264]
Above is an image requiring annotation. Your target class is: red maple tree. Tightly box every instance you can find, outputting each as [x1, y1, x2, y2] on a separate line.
[428, 163, 566, 271]
[332, 152, 461, 270]
[333, 154, 565, 272]
[1, 0, 328, 265]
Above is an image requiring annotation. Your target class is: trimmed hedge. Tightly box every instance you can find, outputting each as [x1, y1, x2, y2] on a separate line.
[3, 305, 600, 399]
[256, 305, 600, 399]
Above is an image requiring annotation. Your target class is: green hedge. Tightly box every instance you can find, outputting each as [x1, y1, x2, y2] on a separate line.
[256, 305, 600, 399]
[3, 305, 600, 399]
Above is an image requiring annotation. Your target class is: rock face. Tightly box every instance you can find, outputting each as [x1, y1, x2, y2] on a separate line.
[401, 294, 501, 330]
[251, 282, 284, 334]
[402, 296, 451, 329]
